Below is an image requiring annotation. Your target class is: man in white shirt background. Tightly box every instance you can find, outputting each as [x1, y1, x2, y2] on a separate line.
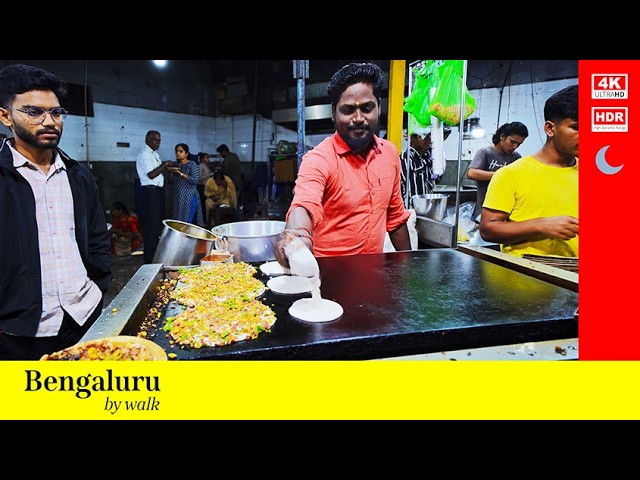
[136, 130, 172, 263]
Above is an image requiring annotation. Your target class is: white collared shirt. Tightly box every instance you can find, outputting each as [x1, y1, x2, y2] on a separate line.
[136, 144, 164, 187]
[11, 144, 102, 336]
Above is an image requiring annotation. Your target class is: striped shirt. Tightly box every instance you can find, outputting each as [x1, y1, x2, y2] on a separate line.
[11, 145, 102, 337]
[400, 146, 435, 208]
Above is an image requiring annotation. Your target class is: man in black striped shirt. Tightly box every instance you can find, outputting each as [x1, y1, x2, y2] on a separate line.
[399, 126, 451, 209]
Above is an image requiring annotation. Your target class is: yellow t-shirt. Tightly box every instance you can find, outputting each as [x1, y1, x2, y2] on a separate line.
[483, 155, 578, 257]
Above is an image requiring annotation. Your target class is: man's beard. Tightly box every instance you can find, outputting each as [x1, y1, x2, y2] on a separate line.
[13, 122, 61, 150]
[339, 125, 374, 155]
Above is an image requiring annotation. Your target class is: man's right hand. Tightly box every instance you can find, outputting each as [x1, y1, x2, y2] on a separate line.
[275, 230, 296, 269]
[540, 215, 579, 241]
[275, 229, 314, 268]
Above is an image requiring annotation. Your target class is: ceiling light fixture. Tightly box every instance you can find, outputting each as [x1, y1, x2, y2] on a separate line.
[152, 60, 168, 68]
[463, 117, 485, 139]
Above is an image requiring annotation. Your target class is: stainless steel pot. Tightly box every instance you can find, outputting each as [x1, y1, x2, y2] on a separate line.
[153, 220, 217, 268]
[211, 220, 285, 263]
[412, 193, 449, 221]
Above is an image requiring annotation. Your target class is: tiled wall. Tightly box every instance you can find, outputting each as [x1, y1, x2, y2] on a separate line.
[441, 78, 577, 161]
[55, 103, 299, 163]
[2, 77, 577, 164]
[307, 78, 578, 162]
[43, 103, 302, 216]
[1, 77, 576, 217]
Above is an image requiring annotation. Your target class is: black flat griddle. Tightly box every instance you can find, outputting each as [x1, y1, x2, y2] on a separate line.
[136, 249, 578, 360]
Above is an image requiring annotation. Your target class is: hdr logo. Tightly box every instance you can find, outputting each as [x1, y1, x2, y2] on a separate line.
[592, 74, 628, 99]
[592, 107, 628, 132]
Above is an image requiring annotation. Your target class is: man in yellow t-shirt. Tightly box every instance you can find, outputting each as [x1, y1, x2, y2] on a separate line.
[480, 84, 578, 258]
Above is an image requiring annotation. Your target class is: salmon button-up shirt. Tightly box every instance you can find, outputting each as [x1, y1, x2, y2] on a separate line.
[288, 133, 410, 257]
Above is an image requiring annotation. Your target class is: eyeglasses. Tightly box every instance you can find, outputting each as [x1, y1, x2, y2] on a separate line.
[10, 106, 68, 124]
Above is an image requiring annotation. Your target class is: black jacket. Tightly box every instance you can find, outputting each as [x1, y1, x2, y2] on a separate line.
[0, 138, 112, 336]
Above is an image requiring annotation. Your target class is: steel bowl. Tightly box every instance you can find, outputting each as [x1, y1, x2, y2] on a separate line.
[211, 220, 285, 263]
[152, 220, 218, 269]
[411, 193, 449, 221]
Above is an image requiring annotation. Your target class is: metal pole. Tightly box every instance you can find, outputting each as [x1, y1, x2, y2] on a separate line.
[405, 60, 420, 209]
[250, 60, 258, 210]
[293, 60, 308, 170]
[453, 60, 469, 248]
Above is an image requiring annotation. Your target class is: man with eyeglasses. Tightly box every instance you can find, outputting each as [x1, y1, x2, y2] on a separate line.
[136, 130, 172, 263]
[0, 63, 112, 360]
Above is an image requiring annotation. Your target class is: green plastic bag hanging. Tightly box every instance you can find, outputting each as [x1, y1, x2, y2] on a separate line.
[403, 61, 439, 127]
[407, 113, 427, 136]
[427, 60, 476, 126]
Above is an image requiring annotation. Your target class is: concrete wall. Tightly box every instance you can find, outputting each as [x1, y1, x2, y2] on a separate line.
[44, 102, 299, 163]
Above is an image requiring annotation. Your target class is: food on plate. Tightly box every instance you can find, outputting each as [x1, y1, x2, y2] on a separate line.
[40, 336, 167, 361]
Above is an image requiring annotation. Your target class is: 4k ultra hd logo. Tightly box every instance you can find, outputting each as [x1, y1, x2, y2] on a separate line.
[592, 74, 628, 99]
[592, 107, 628, 132]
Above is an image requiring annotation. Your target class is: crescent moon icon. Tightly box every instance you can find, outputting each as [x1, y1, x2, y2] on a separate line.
[595, 145, 623, 175]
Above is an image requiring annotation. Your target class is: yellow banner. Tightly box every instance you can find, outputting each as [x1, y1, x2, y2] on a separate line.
[2, 360, 638, 420]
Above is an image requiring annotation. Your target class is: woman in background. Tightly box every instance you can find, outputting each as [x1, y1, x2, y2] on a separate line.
[170, 143, 204, 226]
[467, 121, 529, 223]
[109, 201, 142, 256]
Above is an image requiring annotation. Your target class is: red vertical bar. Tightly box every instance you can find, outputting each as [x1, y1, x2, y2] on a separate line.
[579, 60, 638, 359]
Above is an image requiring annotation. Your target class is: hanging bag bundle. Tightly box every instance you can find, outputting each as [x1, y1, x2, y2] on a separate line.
[427, 60, 476, 126]
[403, 60, 439, 127]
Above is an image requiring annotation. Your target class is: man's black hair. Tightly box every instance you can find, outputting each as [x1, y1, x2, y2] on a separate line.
[544, 84, 578, 124]
[327, 63, 384, 105]
[0, 63, 67, 108]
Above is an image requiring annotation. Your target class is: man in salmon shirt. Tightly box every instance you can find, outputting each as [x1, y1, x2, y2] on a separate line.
[275, 62, 411, 268]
